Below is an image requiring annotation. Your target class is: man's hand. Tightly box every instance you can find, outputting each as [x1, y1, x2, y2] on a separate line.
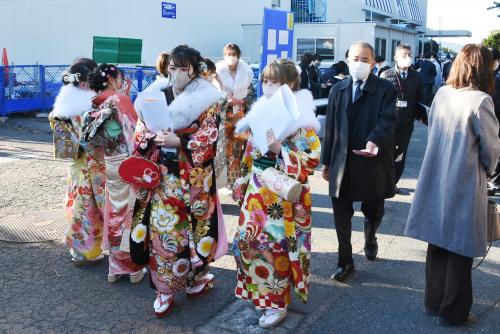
[322, 165, 329, 181]
[365, 141, 378, 155]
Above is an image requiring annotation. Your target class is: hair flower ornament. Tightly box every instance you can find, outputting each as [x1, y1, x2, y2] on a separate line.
[62, 71, 81, 83]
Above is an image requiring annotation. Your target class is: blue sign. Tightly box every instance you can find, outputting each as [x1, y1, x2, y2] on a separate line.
[162, 2, 176, 19]
[259, 8, 294, 96]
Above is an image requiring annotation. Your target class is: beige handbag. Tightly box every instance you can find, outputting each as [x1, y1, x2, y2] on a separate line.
[261, 151, 302, 203]
[487, 200, 500, 242]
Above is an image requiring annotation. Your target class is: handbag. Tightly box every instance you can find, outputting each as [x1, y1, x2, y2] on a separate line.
[261, 151, 303, 203]
[118, 137, 161, 189]
[487, 200, 500, 242]
[51, 118, 80, 159]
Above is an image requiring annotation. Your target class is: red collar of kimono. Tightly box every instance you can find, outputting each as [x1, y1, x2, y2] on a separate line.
[92, 90, 138, 123]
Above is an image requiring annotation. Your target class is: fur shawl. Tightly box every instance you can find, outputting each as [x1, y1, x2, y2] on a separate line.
[236, 89, 320, 143]
[215, 59, 254, 100]
[169, 78, 221, 130]
[51, 84, 95, 118]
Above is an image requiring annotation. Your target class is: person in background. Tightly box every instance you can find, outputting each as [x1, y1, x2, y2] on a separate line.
[309, 53, 326, 99]
[442, 54, 453, 83]
[431, 53, 443, 93]
[321, 61, 349, 98]
[84, 64, 146, 284]
[49, 58, 105, 266]
[299, 52, 313, 90]
[132, 45, 221, 317]
[215, 43, 256, 192]
[405, 44, 500, 327]
[373, 55, 390, 77]
[418, 52, 437, 104]
[321, 41, 397, 282]
[380, 44, 424, 190]
[232, 60, 320, 328]
[487, 47, 500, 192]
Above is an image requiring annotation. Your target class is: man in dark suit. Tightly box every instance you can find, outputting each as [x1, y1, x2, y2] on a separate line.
[380, 44, 424, 189]
[418, 52, 437, 104]
[309, 53, 326, 99]
[321, 41, 397, 282]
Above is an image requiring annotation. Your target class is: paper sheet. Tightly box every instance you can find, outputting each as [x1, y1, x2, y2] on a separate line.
[279, 30, 289, 45]
[139, 91, 171, 132]
[247, 85, 300, 154]
[267, 29, 276, 50]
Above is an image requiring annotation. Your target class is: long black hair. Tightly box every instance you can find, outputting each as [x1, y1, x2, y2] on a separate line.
[88, 63, 122, 92]
[169, 45, 204, 78]
[62, 58, 97, 86]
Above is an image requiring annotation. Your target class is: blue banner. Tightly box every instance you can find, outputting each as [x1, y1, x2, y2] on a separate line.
[162, 2, 176, 19]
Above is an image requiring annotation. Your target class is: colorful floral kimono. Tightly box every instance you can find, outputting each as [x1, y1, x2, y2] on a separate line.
[215, 59, 256, 188]
[131, 78, 221, 294]
[82, 90, 143, 275]
[232, 90, 321, 309]
[49, 84, 105, 261]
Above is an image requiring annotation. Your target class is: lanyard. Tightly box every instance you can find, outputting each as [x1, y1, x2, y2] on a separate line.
[395, 71, 406, 100]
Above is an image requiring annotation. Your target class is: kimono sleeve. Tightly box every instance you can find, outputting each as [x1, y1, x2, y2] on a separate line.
[232, 141, 255, 206]
[183, 104, 219, 167]
[282, 128, 321, 184]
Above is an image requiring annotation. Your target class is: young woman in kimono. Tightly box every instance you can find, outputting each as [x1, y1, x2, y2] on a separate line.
[232, 60, 321, 328]
[131, 46, 222, 317]
[49, 59, 106, 265]
[84, 64, 146, 283]
[215, 43, 256, 190]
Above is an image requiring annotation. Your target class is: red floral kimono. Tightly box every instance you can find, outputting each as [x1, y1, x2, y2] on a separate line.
[83, 90, 143, 275]
[130, 78, 222, 294]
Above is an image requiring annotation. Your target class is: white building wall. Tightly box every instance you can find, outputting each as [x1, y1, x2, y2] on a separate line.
[0, 0, 272, 65]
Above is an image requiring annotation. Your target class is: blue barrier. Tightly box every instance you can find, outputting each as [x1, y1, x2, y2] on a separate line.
[0, 65, 157, 117]
[0, 65, 260, 117]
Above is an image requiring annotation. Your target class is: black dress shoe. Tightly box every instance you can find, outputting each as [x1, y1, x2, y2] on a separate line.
[437, 313, 476, 327]
[364, 241, 378, 260]
[330, 264, 355, 282]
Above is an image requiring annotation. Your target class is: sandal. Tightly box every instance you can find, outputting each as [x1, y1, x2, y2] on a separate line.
[186, 273, 215, 299]
[258, 308, 287, 328]
[154, 293, 174, 317]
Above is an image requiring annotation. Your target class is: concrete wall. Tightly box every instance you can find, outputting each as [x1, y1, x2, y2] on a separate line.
[0, 0, 272, 65]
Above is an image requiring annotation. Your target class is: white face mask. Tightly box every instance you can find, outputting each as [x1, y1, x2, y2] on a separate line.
[397, 57, 413, 68]
[262, 82, 281, 98]
[170, 71, 192, 90]
[225, 56, 238, 66]
[349, 61, 371, 81]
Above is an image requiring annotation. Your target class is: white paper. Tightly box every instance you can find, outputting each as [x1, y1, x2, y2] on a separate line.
[280, 51, 288, 59]
[267, 29, 277, 50]
[267, 54, 278, 65]
[139, 91, 171, 132]
[279, 30, 289, 45]
[247, 85, 300, 154]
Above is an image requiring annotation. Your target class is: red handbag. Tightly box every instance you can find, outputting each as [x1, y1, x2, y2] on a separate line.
[119, 137, 161, 189]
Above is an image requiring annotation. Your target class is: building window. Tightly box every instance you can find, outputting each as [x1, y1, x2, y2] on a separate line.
[365, 0, 393, 13]
[407, 0, 422, 21]
[375, 38, 387, 58]
[396, 0, 406, 17]
[391, 40, 401, 60]
[297, 38, 335, 60]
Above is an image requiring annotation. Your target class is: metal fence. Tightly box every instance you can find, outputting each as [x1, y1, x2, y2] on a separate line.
[292, 0, 327, 23]
[0, 65, 157, 117]
[0, 65, 260, 117]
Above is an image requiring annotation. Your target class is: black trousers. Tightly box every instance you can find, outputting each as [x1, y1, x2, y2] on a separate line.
[425, 244, 473, 324]
[331, 197, 385, 267]
[423, 84, 434, 105]
[394, 122, 414, 183]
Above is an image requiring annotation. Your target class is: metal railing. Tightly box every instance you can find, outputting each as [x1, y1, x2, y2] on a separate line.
[0, 65, 260, 117]
[291, 0, 327, 23]
[0, 65, 157, 117]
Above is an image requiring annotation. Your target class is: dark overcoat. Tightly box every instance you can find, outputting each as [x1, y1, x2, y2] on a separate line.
[321, 74, 397, 201]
